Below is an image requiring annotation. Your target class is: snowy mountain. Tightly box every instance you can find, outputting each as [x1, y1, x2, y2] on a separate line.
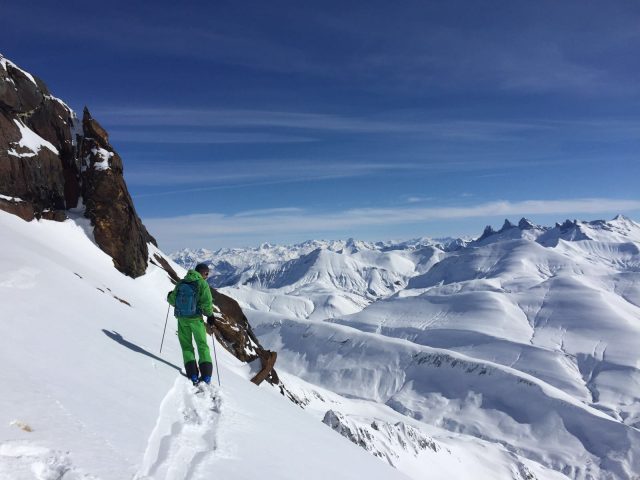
[174, 216, 640, 479]
[172, 237, 456, 320]
[0, 211, 568, 480]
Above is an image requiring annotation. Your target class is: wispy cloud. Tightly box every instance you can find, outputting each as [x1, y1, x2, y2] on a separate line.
[126, 157, 546, 193]
[126, 160, 407, 189]
[107, 129, 316, 144]
[99, 107, 554, 138]
[145, 198, 640, 250]
[406, 196, 428, 204]
[234, 207, 304, 218]
[99, 107, 640, 147]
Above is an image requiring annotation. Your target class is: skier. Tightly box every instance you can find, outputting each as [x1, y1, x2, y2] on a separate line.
[167, 263, 217, 385]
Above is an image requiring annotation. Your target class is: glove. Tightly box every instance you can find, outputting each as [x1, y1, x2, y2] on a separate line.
[206, 320, 216, 336]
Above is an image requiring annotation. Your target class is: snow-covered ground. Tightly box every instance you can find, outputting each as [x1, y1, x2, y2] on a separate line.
[174, 216, 640, 479]
[2, 211, 639, 479]
[0, 210, 411, 480]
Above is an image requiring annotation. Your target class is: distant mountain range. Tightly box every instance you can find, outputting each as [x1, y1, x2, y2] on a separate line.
[173, 215, 640, 479]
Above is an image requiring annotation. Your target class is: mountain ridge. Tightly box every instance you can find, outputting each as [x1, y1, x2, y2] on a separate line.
[172, 214, 640, 479]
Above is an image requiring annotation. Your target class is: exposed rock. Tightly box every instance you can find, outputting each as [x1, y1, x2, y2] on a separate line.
[82, 106, 109, 144]
[211, 288, 264, 362]
[80, 108, 156, 277]
[1, 55, 73, 220]
[477, 225, 496, 242]
[28, 96, 80, 208]
[499, 219, 515, 231]
[557, 219, 578, 231]
[0, 54, 155, 278]
[518, 217, 536, 230]
[322, 410, 442, 467]
[2, 62, 44, 112]
[0, 196, 34, 221]
[151, 253, 181, 283]
[0, 64, 20, 111]
[0, 109, 67, 218]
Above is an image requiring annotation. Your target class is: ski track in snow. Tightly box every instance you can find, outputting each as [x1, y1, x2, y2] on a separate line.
[135, 378, 222, 480]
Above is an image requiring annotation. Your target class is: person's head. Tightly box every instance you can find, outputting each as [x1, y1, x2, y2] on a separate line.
[194, 263, 210, 279]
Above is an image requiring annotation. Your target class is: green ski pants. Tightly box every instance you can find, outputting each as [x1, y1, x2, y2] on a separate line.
[177, 317, 212, 365]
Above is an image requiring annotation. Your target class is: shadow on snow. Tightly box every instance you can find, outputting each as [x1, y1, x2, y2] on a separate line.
[102, 329, 183, 374]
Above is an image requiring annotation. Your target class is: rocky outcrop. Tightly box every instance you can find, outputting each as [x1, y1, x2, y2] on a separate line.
[477, 217, 544, 242]
[518, 217, 536, 230]
[0, 54, 155, 277]
[80, 108, 155, 277]
[476, 224, 496, 242]
[322, 410, 441, 467]
[0, 58, 70, 221]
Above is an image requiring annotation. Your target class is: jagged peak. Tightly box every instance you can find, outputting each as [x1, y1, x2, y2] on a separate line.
[610, 214, 638, 227]
[500, 219, 516, 231]
[475, 218, 548, 244]
[0, 53, 38, 87]
[555, 219, 579, 231]
[82, 107, 110, 146]
[518, 217, 536, 230]
[477, 225, 496, 242]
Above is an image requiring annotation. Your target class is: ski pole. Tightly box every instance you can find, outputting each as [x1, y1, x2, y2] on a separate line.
[159, 304, 170, 354]
[211, 331, 222, 387]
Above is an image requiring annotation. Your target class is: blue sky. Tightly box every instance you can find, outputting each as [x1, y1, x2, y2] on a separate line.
[3, 0, 640, 251]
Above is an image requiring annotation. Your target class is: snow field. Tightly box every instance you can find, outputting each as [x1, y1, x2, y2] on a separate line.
[0, 210, 407, 480]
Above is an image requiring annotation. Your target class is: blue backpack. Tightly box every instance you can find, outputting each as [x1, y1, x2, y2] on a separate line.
[174, 281, 199, 317]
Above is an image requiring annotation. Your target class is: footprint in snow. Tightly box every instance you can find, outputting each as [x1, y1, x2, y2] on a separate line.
[135, 378, 223, 480]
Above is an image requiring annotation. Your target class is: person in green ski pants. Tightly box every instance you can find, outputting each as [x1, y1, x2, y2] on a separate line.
[167, 263, 217, 385]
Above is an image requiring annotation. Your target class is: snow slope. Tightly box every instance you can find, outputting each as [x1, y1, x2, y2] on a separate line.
[0, 210, 408, 480]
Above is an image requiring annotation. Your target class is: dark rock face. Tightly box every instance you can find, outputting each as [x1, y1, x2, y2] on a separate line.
[0, 196, 35, 221]
[211, 289, 263, 362]
[0, 55, 155, 278]
[500, 219, 515, 231]
[80, 108, 156, 277]
[0, 86, 69, 220]
[477, 225, 496, 242]
[518, 217, 536, 230]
